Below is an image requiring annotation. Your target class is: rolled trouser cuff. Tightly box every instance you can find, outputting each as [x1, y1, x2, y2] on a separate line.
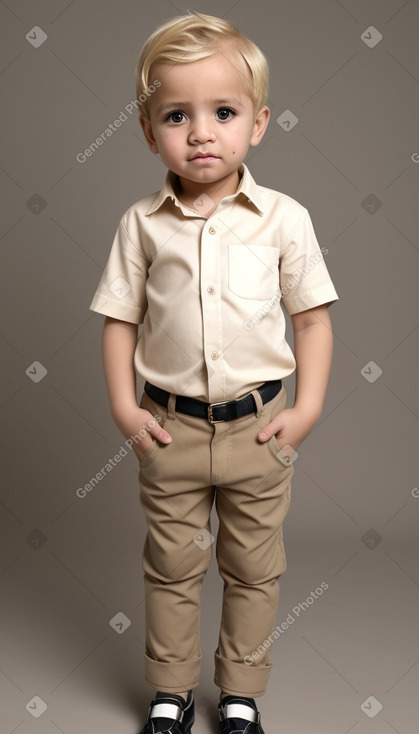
[144, 652, 201, 691]
[213, 651, 272, 697]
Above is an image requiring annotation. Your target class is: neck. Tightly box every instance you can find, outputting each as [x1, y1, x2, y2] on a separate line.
[174, 168, 242, 214]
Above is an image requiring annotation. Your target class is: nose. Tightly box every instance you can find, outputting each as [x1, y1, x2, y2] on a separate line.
[188, 114, 216, 144]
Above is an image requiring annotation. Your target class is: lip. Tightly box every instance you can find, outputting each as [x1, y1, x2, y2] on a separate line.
[190, 153, 220, 161]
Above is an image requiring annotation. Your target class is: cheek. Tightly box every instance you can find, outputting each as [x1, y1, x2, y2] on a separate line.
[158, 135, 182, 159]
[156, 128, 179, 146]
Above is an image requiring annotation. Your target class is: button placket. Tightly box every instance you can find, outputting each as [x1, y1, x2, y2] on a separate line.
[200, 221, 224, 401]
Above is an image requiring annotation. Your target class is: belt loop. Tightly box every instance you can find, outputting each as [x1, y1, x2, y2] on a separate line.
[250, 388, 264, 418]
[167, 393, 177, 420]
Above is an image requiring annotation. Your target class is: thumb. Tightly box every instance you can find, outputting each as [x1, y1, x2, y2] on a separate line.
[258, 417, 282, 442]
[150, 424, 172, 443]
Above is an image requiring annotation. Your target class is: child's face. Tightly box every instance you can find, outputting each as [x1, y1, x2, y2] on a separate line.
[140, 47, 269, 188]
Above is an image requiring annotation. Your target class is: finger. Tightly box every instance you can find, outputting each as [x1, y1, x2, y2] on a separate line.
[145, 414, 172, 443]
[151, 425, 172, 443]
[258, 418, 282, 442]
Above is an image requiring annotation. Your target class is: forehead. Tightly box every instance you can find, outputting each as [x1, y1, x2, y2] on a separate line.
[150, 50, 251, 107]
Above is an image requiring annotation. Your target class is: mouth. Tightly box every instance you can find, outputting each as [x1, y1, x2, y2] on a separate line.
[191, 152, 220, 161]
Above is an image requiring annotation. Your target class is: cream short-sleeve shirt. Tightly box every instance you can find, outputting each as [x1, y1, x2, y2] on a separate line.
[90, 163, 339, 402]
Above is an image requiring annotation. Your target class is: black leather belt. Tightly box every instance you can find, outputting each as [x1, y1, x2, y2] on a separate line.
[144, 379, 282, 424]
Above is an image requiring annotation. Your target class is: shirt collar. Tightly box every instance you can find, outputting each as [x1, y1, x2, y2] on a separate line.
[145, 162, 264, 216]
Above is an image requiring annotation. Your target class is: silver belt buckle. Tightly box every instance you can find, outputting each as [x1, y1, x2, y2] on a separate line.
[208, 400, 230, 424]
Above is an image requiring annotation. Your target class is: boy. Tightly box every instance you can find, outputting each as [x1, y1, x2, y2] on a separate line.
[90, 11, 338, 734]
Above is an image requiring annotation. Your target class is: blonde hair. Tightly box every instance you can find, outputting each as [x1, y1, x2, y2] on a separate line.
[135, 10, 269, 120]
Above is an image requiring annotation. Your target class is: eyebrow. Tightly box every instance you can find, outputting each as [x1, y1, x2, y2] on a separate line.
[156, 98, 245, 115]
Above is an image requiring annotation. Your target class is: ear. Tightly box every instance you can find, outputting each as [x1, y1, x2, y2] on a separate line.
[139, 114, 159, 154]
[249, 106, 270, 147]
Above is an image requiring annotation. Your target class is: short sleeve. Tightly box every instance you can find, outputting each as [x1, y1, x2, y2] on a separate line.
[280, 209, 339, 315]
[89, 213, 149, 324]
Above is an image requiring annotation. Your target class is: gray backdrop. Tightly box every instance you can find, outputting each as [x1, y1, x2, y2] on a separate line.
[1, 0, 418, 732]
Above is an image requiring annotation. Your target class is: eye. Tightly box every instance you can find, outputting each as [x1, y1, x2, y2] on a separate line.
[216, 107, 235, 121]
[164, 107, 236, 124]
[166, 111, 185, 123]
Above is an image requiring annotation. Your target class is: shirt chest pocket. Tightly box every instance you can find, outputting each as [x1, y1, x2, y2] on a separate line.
[228, 244, 280, 301]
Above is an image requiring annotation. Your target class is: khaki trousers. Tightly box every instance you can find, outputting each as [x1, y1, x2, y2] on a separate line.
[138, 384, 294, 698]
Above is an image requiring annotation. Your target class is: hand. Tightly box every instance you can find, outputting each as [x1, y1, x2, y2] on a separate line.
[117, 407, 172, 461]
[257, 406, 318, 460]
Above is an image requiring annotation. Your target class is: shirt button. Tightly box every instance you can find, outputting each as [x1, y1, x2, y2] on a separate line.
[210, 351, 218, 360]
[207, 285, 216, 294]
[208, 227, 216, 235]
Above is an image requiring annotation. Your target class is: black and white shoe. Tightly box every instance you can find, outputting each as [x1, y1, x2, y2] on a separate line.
[218, 695, 265, 734]
[139, 691, 194, 734]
